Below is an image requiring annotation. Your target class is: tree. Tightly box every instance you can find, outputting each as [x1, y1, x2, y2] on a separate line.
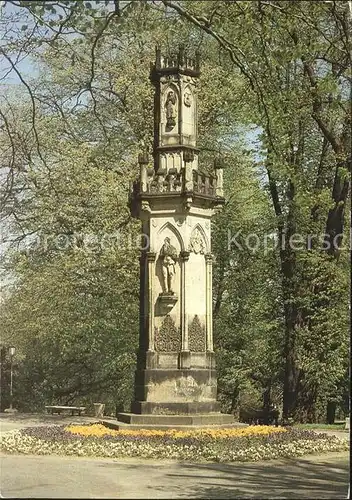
[160, 0, 351, 421]
[0, 0, 349, 421]
[0, 1, 266, 413]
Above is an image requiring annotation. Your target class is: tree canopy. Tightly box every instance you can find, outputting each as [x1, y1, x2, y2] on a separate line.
[0, 0, 350, 422]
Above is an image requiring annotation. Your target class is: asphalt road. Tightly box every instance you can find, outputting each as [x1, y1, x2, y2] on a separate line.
[0, 452, 349, 499]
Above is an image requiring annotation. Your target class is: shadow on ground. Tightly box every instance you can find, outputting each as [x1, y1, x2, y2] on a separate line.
[0, 413, 349, 499]
[114, 455, 349, 499]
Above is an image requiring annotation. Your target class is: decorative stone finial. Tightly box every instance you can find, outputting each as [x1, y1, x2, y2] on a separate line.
[214, 157, 224, 198]
[213, 157, 224, 170]
[178, 44, 185, 66]
[155, 45, 161, 70]
[183, 149, 195, 163]
[138, 152, 149, 164]
[150, 45, 201, 78]
[195, 49, 201, 71]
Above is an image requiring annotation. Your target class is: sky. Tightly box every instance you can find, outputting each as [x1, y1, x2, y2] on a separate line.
[1, 1, 38, 84]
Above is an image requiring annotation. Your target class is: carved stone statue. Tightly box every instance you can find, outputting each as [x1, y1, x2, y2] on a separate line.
[159, 237, 178, 294]
[165, 90, 177, 130]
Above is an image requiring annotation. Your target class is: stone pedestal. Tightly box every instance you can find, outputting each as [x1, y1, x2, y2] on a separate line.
[117, 46, 231, 429]
[93, 403, 105, 418]
[116, 413, 234, 426]
[102, 418, 245, 431]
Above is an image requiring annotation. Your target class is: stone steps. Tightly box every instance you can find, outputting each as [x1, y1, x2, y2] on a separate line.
[100, 413, 247, 431]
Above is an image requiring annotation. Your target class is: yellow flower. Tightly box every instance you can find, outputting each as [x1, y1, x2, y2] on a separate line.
[65, 424, 287, 439]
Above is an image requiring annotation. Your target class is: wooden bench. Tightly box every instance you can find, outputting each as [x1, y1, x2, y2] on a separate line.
[239, 406, 279, 426]
[45, 405, 86, 416]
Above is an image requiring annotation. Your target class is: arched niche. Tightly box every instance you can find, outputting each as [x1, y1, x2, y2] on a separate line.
[162, 84, 179, 133]
[186, 223, 208, 319]
[157, 222, 184, 253]
[154, 222, 183, 299]
[183, 84, 195, 138]
[188, 223, 209, 255]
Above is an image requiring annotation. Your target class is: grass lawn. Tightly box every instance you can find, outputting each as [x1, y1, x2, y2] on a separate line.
[294, 423, 347, 431]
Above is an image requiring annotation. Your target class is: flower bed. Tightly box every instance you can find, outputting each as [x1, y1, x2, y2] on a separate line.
[1, 423, 348, 462]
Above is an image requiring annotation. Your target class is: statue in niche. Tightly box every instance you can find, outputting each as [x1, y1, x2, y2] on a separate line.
[159, 237, 178, 294]
[184, 90, 192, 107]
[165, 90, 177, 130]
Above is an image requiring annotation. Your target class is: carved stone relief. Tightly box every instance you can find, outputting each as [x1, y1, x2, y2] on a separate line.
[155, 315, 181, 352]
[188, 315, 206, 351]
[141, 201, 151, 213]
[163, 74, 178, 83]
[175, 376, 202, 399]
[189, 227, 206, 254]
[184, 90, 192, 107]
[149, 152, 182, 193]
[176, 217, 185, 226]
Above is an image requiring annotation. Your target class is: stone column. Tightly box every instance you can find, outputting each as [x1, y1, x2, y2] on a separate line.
[205, 253, 213, 352]
[147, 251, 156, 351]
[214, 157, 224, 198]
[180, 250, 190, 350]
[179, 250, 190, 369]
[138, 153, 149, 192]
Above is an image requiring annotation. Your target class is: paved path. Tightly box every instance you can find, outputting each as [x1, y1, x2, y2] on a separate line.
[0, 452, 349, 499]
[313, 429, 349, 440]
[0, 413, 98, 436]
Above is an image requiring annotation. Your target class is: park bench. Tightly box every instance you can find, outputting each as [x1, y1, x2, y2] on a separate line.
[239, 406, 279, 426]
[45, 405, 86, 416]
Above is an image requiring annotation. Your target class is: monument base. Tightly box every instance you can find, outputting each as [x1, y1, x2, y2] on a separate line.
[102, 412, 245, 431]
[131, 400, 221, 414]
[117, 412, 235, 426]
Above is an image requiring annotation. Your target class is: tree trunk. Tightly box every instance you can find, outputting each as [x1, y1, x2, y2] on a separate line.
[263, 383, 271, 424]
[326, 401, 336, 425]
[282, 307, 298, 422]
[325, 158, 350, 256]
[263, 384, 271, 411]
[281, 180, 300, 423]
[266, 161, 300, 423]
[306, 391, 317, 423]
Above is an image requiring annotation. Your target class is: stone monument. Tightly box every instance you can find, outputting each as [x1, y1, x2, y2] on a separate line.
[119, 46, 234, 426]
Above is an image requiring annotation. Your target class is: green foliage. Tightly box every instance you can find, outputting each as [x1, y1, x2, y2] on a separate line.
[164, 0, 350, 421]
[0, 0, 350, 422]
